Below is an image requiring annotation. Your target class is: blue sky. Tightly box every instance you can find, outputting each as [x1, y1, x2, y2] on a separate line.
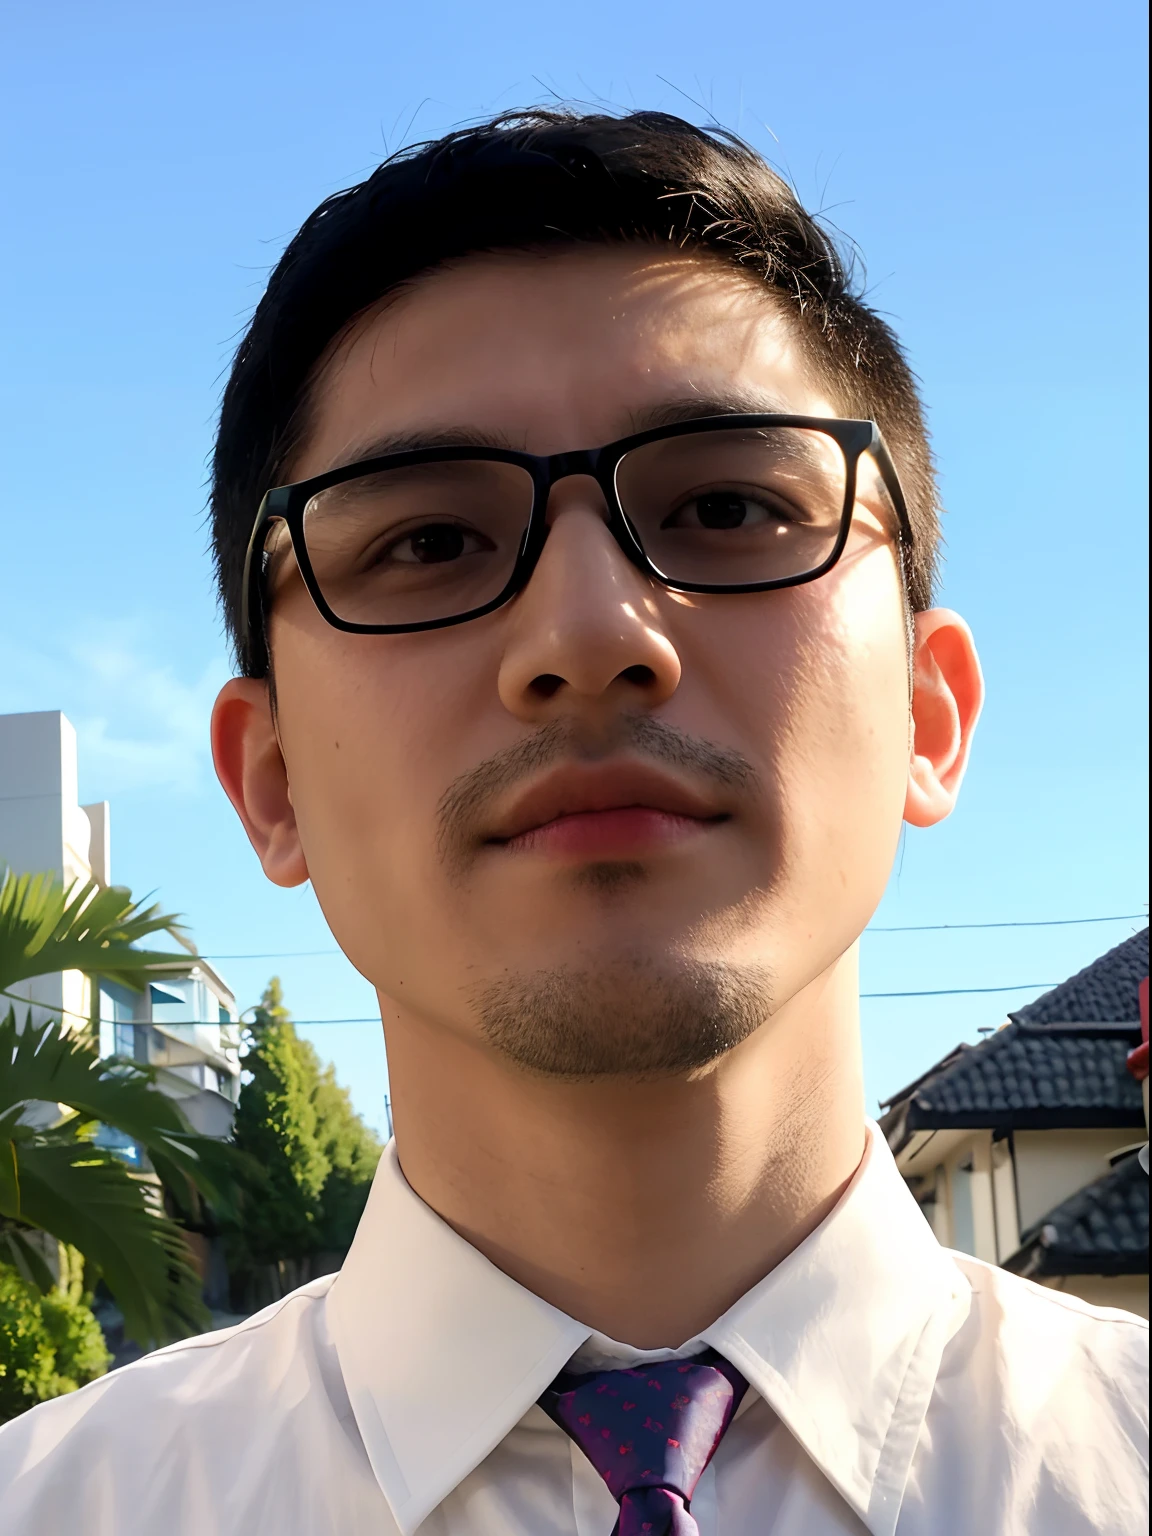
[2, 0, 1147, 1135]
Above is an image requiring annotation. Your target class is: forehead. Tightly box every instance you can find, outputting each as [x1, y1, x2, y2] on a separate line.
[292, 245, 838, 479]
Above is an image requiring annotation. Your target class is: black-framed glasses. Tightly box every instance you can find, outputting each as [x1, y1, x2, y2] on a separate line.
[241, 413, 913, 674]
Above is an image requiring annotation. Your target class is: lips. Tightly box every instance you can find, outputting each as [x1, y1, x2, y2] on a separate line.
[485, 760, 728, 855]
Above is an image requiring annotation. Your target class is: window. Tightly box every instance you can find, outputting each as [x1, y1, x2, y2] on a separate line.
[151, 976, 226, 1029]
[150, 980, 195, 1040]
[150, 980, 189, 1014]
[98, 981, 147, 1062]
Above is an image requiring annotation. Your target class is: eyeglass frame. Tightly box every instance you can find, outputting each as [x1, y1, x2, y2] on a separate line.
[240, 412, 914, 676]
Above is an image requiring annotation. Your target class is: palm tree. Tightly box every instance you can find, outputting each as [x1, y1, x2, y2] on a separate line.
[0, 871, 252, 1346]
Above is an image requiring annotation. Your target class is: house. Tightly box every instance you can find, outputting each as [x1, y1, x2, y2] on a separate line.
[0, 709, 242, 1149]
[878, 928, 1149, 1319]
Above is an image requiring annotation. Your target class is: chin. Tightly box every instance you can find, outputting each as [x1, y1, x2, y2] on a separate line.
[466, 947, 777, 1080]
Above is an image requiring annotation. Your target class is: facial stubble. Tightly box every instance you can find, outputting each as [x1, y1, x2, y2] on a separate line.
[473, 949, 775, 1079]
[441, 717, 775, 1080]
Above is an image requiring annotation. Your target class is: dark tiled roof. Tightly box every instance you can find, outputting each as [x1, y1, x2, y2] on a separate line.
[1003, 1153, 1149, 1277]
[1011, 928, 1149, 1026]
[881, 1022, 1145, 1139]
[880, 929, 1150, 1144]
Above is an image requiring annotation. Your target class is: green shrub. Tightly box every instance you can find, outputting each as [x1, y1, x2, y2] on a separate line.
[0, 1259, 110, 1423]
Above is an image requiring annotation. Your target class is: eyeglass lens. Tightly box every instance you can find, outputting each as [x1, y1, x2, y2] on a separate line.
[291, 426, 852, 628]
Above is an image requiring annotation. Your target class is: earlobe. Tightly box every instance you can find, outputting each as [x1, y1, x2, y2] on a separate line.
[211, 678, 310, 887]
[904, 609, 984, 829]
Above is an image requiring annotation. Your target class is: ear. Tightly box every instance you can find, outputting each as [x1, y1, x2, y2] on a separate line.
[211, 677, 309, 887]
[904, 609, 984, 829]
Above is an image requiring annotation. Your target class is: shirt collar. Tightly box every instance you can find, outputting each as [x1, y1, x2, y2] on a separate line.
[327, 1141, 589, 1533]
[328, 1122, 969, 1536]
[700, 1123, 970, 1536]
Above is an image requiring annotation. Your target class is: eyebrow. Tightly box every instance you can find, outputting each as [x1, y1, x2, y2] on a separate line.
[316, 388, 815, 477]
[627, 390, 804, 432]
[319, 423, 516, 473]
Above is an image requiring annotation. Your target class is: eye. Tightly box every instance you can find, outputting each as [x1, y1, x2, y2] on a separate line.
[661, 491, 789, 531]
[384, 522, 494, 565]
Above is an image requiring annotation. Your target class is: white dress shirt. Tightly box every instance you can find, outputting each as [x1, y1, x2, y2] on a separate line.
[0, 1123, 1146, 1535]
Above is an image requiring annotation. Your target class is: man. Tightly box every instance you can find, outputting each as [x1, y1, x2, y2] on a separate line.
[1, 110, 1146, 1534]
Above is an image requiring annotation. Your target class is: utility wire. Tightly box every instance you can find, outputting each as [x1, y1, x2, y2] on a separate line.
[860, 982, 1056, 999]
[11, 978, 1091, 1029]
[202, 948, 342, 959]
[270, 980, 1064, 1024]
[868, 913, 1145, 933]
[197, 911, 1146, 961]
[17, 918, 1142, 1027]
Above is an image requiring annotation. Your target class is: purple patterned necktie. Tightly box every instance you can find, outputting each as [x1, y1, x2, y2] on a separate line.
[539, 1348, 748, 1535]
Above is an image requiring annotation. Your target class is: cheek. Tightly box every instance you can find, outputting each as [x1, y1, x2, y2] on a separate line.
[688, 560, 910, 889]
[274, 652, 409, 897]
[781, 568, 911, 881]
[269, 626, 500, 977]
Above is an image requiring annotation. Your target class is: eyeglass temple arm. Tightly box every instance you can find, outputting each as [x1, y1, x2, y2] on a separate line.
[866, 427, 915, 547]
[240, 495, 276, 677]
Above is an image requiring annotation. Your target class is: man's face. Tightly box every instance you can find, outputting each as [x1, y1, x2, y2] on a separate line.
[252, 247, 916, 1075]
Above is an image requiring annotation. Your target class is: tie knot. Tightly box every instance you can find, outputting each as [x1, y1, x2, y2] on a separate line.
[540, 1349, 747, 1515]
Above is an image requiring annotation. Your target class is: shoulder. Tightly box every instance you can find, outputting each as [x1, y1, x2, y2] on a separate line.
[950, 1251, 1148, 1411]
[919, 1253, 1147, 1533]
[0, 1275, 384, 1535]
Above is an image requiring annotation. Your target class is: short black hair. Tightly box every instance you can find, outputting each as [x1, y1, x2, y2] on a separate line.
[211, 108, 940, 673]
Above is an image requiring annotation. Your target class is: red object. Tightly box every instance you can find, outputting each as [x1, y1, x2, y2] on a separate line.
[1127, 976, 1149, 1082]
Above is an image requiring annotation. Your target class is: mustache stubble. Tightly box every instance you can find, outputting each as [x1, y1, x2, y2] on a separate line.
[435, 714, 759, 875]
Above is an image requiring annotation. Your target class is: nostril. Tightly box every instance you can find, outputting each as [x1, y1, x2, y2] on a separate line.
[529, 673, 565, 699]
[619, 664, 657, 688]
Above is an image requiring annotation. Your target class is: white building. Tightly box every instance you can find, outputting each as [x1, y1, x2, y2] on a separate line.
[0, 710, 241, 1150]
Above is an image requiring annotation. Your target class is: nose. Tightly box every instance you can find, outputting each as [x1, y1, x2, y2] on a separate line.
[496, 480, 682, 726]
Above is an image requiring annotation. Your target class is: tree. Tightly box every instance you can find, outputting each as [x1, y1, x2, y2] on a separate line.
[0, 872, 252, 1350]
[224, 979, 382, 1305]
[225, 979, 329, 1286]
[0, 1249, 110, 1424]
[313, 1062, 383, 1252]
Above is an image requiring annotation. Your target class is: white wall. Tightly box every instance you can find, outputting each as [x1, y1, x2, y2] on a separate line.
[0, 711, 75, 881]
[899, 1122, 1146, 1303]
[0, 711, 94, 1030]
[1039, 1273, 1149, 1321]
[991, 1135, 1020, 1261]
[943, 1133, 1000, 1264]
[1013, 1129, 1132, 1234]
[83, 799, 110, 886]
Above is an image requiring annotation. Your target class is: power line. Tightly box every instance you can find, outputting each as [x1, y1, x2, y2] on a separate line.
[868, 913, 1145, 933]
[202, 948, 342, 959]
[860, 982, 1055, 999]
[197, 910, 1146, 961]
[271, 979, 1062, 1024]
[7, 980, 1069, 1030]
[261, 1017, 382, 1025]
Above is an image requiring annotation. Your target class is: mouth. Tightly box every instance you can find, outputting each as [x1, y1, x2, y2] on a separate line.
[485, 760, 730, 861]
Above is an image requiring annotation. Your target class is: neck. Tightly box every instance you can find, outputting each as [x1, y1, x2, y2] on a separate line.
[382, 950, 866, 1349]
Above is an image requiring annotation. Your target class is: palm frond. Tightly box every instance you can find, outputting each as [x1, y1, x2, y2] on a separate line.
[0, 1226, 56, 1294]
[0, 1125, 209, 1344]
[0, 871, 187, 993]
[0, 875, 254, 1343]
[0, 1010, 257, 1219]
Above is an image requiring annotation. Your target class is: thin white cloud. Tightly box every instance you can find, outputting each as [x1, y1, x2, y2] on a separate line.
[0, 623, 230, 798]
